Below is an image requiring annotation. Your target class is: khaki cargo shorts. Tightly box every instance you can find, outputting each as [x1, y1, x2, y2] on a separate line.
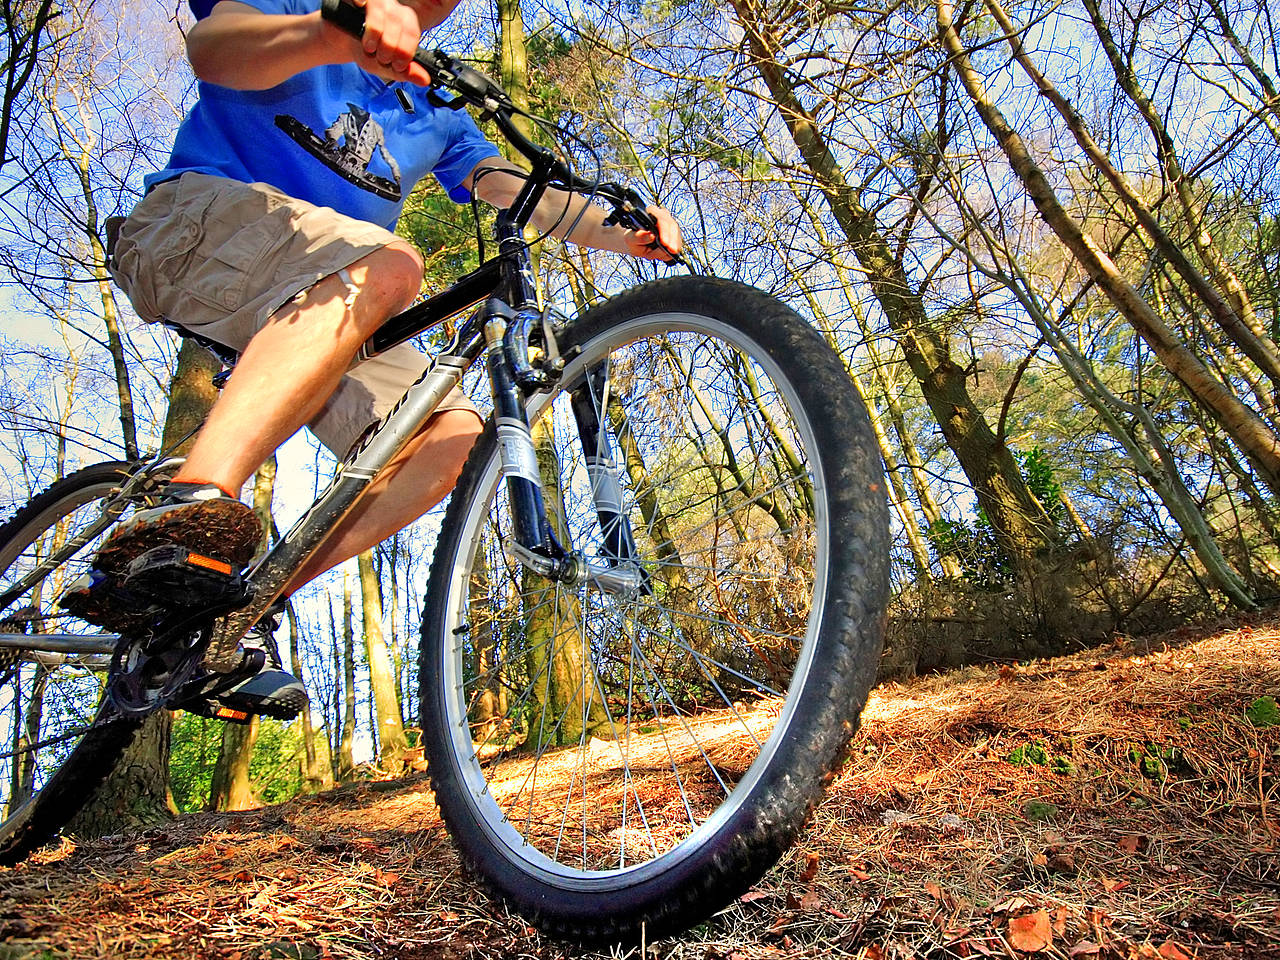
[110, 172, 478, 456]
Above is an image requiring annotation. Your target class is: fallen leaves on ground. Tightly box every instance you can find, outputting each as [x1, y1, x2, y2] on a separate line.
[0, 617, 1277, 958]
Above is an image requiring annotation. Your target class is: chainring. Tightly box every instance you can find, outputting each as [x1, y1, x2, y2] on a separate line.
[108, 613, 214, 718]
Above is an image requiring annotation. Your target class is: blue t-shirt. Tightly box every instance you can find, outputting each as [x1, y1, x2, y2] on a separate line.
[146, 0, 501, 230]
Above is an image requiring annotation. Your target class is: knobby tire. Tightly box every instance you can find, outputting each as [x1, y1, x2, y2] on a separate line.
[0, 462, 152, 864]
[419, 276, 889, 942]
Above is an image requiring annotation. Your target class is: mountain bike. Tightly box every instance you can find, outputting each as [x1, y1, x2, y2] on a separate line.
[0, 1, 889, 941]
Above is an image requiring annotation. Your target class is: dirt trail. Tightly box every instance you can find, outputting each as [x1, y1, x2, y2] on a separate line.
[1, 617, 1276, 959]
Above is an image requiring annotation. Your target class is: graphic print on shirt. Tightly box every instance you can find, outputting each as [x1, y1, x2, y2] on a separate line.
[275, 103, 402, 201]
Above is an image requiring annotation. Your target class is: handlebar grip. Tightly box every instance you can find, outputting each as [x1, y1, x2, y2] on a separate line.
[321, 0, 445, 83]
[320, 0, 365, 37]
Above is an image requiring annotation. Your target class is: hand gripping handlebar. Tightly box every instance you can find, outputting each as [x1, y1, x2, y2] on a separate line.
[319, 0, 676, 251]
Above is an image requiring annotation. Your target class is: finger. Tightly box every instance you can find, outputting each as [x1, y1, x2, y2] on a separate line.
[362, 0, 385, 56]
[377, 17, 402, 66]
[637, 234, 676, 264]
[650, 208, 684, 256]
[391, 10, 419, 72]
[405, 61, 431, 85]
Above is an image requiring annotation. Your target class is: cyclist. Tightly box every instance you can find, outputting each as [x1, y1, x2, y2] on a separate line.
[91, 0, 683, 719]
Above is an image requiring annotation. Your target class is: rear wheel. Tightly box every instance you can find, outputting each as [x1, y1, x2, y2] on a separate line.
[0, 461, 167, 864]
[420, 276, 889, 941]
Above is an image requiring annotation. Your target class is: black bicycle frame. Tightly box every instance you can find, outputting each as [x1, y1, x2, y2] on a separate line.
[203, 187, 571, 670]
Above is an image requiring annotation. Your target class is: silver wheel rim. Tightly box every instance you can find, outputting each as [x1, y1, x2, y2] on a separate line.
[435, 312, 830, 889]
[0, 472, 158, 819]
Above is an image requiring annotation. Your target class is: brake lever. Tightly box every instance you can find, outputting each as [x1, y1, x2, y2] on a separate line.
[320, 0, 509, 110]
[599, 185, 655, 230]
[600, 188, 684, 264]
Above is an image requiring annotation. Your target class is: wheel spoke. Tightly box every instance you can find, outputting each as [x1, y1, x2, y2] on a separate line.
[421, 287, 887, 937]
[0, 463, 166, 858]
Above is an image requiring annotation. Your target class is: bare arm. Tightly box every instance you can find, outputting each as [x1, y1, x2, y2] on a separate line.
[186, 0, 461, 91]
[465, 157, 684, 262]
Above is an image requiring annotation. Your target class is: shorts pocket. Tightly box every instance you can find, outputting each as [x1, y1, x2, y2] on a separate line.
[173, 180, 289, 313]
[135, 185, 215, 323]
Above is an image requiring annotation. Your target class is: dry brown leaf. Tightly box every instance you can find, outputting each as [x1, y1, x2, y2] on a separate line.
[1007, 910, 1053, 953]
[1117, 835, 1145, 855]
[1051, 907, 1072, 936]
[0, 917, 44, 938]
[1068, 941, 1102, 957]
[1158, 942, 1194, 960]
[925, 881, 944, 900]
[799, 888, 822, 911]
[799, 851, 820, 882]
[1048, 850, 1078, 874]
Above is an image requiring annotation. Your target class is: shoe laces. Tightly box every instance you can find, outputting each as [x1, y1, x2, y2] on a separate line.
[242, 598, 288, 670]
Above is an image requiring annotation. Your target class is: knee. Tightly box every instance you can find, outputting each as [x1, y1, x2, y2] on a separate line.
[356, 241, 423, 316]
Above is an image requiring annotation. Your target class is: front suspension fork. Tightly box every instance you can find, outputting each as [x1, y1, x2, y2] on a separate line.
[484, 306, 647, 596]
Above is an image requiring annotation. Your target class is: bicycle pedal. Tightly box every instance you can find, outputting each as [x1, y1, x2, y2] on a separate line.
[121, 545, 251, 610]
[183, 700, 256, 725]
[59, 569, 157, 631]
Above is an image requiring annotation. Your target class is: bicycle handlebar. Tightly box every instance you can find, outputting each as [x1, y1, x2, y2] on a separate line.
[319, 0, 665, 239]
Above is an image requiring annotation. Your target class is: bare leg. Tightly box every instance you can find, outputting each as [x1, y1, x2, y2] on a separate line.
[174, 241, 425, 494]
[286, 408, 483, 591]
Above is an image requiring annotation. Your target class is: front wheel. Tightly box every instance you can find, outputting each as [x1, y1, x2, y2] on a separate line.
[419, 277, 889, 941]
[0, 461, 168, 864]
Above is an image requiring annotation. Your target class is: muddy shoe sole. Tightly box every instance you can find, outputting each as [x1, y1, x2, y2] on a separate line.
[58, 573, 156, 633]
[95, 499, 262, 578]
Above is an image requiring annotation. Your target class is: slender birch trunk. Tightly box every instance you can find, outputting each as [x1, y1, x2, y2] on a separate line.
[338, 572, 356, 780]
[731, 0, 1059, 575]
[936, 0, 1280, 499]
[358, 550, 409, 773]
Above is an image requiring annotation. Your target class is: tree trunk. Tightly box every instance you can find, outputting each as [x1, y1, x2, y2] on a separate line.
[1202, 0, 1280, 147]
[987, 241, 1258, 609]
[287, 603, 328, 792]
[794, 201, 965, 579]
[207, 717, 258, 812]
[69, 711, 174, 833]
[206, 457, 276, 811]
[983, 0, 1280, 398]
[358, 550, 409, 773]
[0, 0, 57, 168]
[338, 572, 357, 779]
[1079, 0, 1272, 364]
[72, 145, 139, 458]
[731, 0, 1058, 576]
[70, 340, 221, 836]
[936, 0, 1280, 500]
[8, 667, 46, 812]
[523, 420, 609, 749]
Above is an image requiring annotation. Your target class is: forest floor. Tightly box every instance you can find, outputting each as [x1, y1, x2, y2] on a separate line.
[1, 615, 1277, 960]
